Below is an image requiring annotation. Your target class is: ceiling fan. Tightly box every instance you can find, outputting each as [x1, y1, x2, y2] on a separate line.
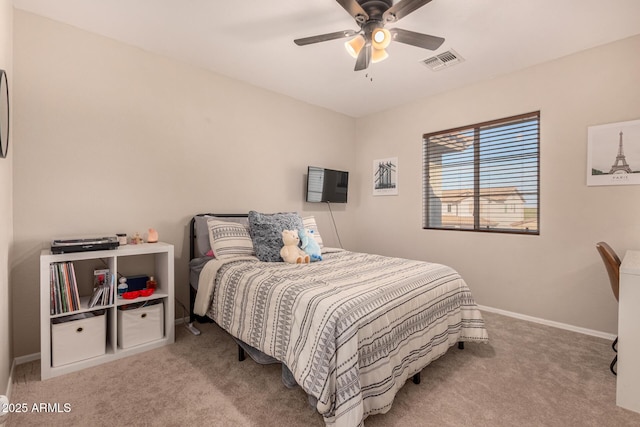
[294, 0, 445, 71]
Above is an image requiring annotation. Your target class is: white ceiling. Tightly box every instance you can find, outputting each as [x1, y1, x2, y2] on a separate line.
[12, 0, 640, 117]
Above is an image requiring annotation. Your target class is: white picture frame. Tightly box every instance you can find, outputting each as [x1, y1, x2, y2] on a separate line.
[373, 157, 398, 196]
[587, 119, 640, 186]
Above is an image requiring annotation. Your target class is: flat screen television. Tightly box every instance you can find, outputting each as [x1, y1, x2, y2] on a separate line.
[306, 166, 349, 203]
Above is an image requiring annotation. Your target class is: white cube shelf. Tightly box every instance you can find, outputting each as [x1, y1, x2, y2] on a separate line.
[40, 242, 175, 380]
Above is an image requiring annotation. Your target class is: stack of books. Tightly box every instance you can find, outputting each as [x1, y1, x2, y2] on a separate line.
[49, 262, 81, 315]
[88, 269, 114, 308]
[49, 264, 115, 314]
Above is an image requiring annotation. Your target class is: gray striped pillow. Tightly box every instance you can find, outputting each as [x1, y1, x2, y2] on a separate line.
[207, 219, 255, 259]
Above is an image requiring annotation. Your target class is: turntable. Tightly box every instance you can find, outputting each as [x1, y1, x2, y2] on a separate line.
[51, 236, 119, 254]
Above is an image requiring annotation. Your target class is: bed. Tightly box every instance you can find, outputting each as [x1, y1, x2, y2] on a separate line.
[189, 212, 489, 427]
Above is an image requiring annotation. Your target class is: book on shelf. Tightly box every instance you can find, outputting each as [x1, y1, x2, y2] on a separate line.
[88, 286, 103, 308]
[69, 262, 80, 311]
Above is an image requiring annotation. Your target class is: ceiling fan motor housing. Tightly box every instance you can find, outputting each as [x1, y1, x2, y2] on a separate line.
[362, 20, 384, 36]
[357, 0, 394, 23]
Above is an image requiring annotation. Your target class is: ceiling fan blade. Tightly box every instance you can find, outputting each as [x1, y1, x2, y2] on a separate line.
[354, 41, 371, 71]
[336, 0, 369, 23]
[383, 0, 434, 23]
[294, 29, 357, 46]
[389, 28, 444, 50]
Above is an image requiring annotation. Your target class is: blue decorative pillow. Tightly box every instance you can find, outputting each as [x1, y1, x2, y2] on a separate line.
[248, 211, 304, 262]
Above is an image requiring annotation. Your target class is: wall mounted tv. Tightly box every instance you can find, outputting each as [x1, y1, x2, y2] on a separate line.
[306, 166, 349, 203]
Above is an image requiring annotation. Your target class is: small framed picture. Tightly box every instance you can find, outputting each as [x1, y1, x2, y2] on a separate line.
[373, 157, 398, 196]
[587, 119, 640, 186]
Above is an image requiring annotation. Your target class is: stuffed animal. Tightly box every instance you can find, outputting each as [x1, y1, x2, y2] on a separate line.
[299, 228, 322, 262]
[280, 230, 310, 264]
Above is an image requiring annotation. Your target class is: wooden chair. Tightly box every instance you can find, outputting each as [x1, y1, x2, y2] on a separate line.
[596, 241, 621, 375]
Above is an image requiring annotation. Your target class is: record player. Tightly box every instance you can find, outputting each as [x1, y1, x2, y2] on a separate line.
[51, 236, 119, 254]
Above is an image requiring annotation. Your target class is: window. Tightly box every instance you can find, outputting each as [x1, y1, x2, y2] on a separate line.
[423, 112, 539, 234]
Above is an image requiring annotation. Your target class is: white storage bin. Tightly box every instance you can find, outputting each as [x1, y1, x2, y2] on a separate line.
[118, 302, 164, 348]
[51, 311, 106, 367]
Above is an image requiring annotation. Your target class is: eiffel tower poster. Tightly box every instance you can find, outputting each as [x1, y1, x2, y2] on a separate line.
[587, 119, 640, 186]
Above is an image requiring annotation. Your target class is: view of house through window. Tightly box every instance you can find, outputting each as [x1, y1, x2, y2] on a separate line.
[423, 112, 540, 234]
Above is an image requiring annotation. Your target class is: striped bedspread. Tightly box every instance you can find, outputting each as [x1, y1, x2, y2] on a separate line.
[201, 250, 489, 427]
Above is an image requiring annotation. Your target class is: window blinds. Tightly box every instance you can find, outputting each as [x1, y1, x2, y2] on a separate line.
[423, 112, 540, 234]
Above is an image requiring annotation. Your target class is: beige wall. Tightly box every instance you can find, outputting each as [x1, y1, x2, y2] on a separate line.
[11, 11, 356, 357]
[353, 34, 640, 334]
[9, 10, 640, 359]
[0, 0, 13, 397]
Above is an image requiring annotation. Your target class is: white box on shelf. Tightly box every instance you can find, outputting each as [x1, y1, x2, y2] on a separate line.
[117, 302, 164, 349]
[51, 311, 106, 367]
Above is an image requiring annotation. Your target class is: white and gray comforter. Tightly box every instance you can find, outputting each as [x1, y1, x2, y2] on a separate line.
[196, 250, 489, 427]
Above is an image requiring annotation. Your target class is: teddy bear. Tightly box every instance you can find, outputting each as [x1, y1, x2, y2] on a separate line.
[299, 228, 322, 262]
[280, 229, 310, 264]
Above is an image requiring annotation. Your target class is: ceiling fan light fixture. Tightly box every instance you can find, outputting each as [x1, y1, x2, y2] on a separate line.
[371, 28, 391, 50]
[294, 0, 445, 73]
[371, 47, 389, 63]
[345, 35, 365, 58]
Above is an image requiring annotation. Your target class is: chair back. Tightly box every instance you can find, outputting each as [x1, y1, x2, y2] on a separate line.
[596, 242, 621, 302]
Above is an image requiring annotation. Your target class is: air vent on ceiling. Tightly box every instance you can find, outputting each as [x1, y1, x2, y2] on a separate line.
[421, 49, 464, 71]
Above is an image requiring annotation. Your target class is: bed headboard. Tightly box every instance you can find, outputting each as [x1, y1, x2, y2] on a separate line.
[189, 213, 249, 260]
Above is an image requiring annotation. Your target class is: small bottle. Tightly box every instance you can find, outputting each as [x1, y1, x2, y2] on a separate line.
[146, 276, 157, 290]
[118, 277, 128, 298]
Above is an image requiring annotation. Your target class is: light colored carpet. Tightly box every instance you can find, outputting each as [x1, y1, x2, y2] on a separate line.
[7, 311, 640, 426]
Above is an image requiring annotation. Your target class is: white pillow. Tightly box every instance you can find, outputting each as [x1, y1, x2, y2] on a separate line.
[303, 216, 324, 248]
[207, 219, 255, 259]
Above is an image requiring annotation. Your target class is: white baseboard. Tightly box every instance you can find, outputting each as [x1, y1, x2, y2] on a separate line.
[2, 358, 15, 398]
[0, 359, 16, 425]
[478, 305, 617, 341]
[14, 353, 40, 365]
[7, 359, 14, 397]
